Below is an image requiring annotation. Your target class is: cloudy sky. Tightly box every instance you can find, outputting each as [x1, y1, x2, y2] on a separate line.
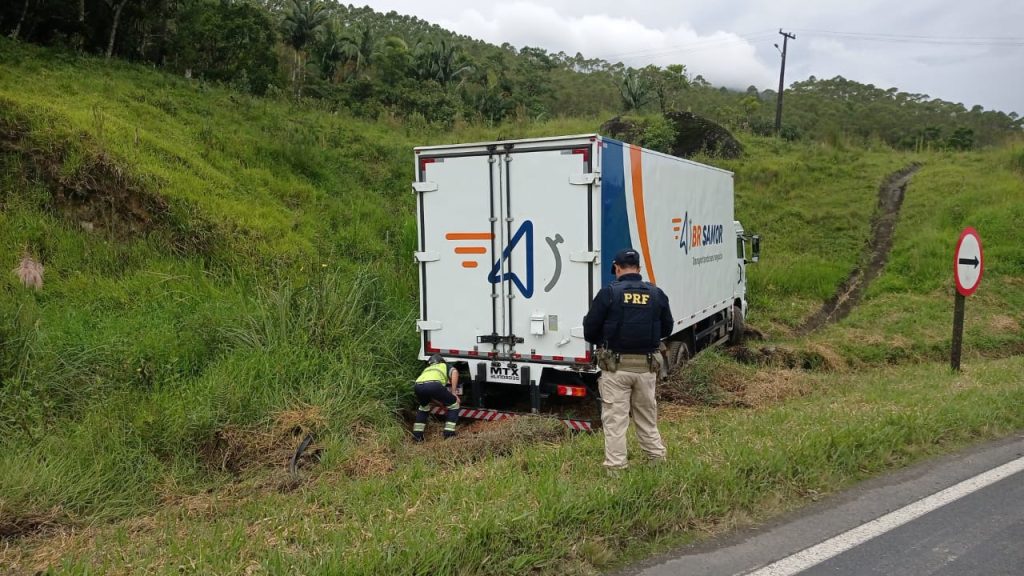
[359, 0, 1023, 115]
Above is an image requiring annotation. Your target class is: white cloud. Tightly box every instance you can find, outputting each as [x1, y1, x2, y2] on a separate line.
[434, 2, 777, 90]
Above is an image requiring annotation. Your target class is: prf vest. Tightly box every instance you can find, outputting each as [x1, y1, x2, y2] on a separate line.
[415, 363, 449, 385]
[601, 279, 663, 354]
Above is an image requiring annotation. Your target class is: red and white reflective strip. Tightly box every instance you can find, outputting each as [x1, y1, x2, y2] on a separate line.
[428, 406, 512, 422]
[562, 419, 593, 432]
[428, 406, 595, 431]
[425, 342, 593, 365]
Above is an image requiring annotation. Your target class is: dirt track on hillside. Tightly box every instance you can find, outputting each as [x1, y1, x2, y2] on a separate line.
[797, 164, 920, 335]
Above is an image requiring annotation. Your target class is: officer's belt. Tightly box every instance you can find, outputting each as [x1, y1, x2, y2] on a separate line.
[614, 353, 655, 372]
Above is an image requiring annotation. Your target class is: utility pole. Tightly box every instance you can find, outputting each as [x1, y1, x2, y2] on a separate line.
[775, 29, 796, 136]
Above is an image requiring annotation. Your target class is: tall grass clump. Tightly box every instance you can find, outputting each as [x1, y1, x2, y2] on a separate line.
[0, 267, 419, 526]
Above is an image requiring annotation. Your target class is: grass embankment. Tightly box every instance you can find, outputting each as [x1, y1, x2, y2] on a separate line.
[1, 39, 1023, 574]
[808, 147, 1024, 363]
[6, 358, 1024, 574]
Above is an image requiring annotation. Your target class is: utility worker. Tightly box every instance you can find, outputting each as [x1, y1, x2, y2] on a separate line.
[412, 354, 461, 441]
[583, 248, 673, 473]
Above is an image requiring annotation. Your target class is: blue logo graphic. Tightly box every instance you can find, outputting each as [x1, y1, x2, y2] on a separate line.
[679, 211, 690, 254]
[488, 220, 534, 298]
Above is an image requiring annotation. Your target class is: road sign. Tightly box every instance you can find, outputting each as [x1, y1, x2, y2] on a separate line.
[953, 227, 983, 297]
[951, 227, 983, 371]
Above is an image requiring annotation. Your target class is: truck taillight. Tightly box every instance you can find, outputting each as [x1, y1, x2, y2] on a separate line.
[556, 385, 587, 398]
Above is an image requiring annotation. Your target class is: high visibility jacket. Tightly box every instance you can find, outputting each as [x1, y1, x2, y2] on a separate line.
[415, 363, 449, 385]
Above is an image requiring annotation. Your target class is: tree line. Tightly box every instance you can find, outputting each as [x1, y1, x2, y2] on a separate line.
[2, 0, 1020, 148]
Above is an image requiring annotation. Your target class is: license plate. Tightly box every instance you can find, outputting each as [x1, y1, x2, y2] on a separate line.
[487, 361, 523, 384]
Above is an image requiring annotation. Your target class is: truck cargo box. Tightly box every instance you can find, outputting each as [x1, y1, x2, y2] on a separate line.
[413, 134, 750, 402]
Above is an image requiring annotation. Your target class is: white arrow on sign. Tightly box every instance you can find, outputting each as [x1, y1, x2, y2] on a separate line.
[954, 227, 983, 296]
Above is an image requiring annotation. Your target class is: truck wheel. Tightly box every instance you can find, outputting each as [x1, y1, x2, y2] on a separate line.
[665, 340, 691, 376]
[728, 305, 745, 346]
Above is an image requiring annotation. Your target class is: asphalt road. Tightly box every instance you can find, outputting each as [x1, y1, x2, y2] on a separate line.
[616, 433, 1024, 576]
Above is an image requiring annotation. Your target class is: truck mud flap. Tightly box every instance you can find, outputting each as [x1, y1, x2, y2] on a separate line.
[427, 406, 595, 432]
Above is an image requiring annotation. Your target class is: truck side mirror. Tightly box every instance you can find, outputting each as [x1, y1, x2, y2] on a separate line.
[751, 235, 761, 263]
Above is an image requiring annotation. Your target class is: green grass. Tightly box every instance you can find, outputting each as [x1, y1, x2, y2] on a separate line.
[807, 145, 1024, 363]
[1, 39, 1023, 574]
[712, 139, 916, 326]
[9, 357, 1024, 574]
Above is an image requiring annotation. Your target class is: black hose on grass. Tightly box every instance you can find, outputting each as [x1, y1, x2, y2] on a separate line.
[289, 433, 315, 476]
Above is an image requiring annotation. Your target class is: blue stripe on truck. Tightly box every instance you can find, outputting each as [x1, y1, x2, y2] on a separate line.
[601, 138, 632, 287]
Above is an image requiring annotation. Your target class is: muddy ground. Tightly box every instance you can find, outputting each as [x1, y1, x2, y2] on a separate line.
[797, 164, 920, 335]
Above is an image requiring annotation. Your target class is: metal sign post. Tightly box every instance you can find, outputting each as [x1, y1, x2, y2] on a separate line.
[951, 227, 984, 371]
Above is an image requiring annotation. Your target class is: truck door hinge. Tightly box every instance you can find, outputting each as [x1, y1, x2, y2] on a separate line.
[569, 172, 599, 186]
[414, 251, 440, 262]
[417, 320, 442, 331]
[412, 181, 438, 193]
[569, 251, 599, 263]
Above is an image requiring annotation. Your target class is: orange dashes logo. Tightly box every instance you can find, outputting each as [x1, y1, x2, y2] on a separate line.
[446, 232, 493, 268]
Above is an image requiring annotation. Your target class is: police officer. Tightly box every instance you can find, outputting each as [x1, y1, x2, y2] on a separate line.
[412, 354, 461, 441]
[583, 248, 673, 472]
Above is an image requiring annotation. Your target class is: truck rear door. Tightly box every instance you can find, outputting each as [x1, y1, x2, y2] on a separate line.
[416, 140, 596, 366]
[499, 145, 595, 364]
[416, 153, 497, 358]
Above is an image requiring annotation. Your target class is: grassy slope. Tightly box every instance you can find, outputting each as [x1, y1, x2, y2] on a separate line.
[809, 146, 1024, 362]
[1, 39, 1022, 573]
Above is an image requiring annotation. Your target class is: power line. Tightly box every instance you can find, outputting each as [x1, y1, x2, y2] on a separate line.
[593, 28, 1024, 66]
[791, 28, 1024, 46]
[580, 27, 1023, 71]
[593, 30, 776, 62]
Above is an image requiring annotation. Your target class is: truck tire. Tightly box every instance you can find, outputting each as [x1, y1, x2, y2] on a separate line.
[728, 305, 745, 346]
[665, 340, 691, 376]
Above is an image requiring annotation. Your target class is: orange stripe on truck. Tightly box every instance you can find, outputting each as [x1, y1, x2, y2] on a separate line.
[455, 246, 487, 254]
[629, 145, 656, 285]
[446, 232, 494, 241]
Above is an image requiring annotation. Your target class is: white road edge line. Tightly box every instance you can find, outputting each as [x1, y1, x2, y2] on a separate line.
[742, 455, 1024, 576]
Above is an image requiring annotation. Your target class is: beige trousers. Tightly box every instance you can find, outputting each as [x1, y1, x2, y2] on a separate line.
[598, 367, 666, 469]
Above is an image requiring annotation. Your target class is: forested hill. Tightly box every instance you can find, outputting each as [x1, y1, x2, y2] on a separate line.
[2, 0, 1021, 148]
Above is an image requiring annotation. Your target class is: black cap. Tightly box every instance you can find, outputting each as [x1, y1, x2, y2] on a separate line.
[611, 248, 641, 274]
[428, 353, 446, 365]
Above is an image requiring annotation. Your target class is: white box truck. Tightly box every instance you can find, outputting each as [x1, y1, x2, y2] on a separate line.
[414, 134, 759, 429]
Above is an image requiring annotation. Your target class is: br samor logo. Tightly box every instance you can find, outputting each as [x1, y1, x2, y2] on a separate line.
[674, 212, 724, 253]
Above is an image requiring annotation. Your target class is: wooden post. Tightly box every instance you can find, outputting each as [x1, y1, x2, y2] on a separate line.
[951, 292, 965, 371]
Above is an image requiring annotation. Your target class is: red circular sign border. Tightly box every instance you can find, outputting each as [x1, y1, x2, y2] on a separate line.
[953, 227, 983, 297]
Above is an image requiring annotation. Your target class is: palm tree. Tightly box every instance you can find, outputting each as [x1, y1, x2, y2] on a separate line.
[340, 26, 375, 77]
[317, 20, 347, 82]
[9, 0, 34, 40]
[374, 35, 411, 84]
[281, 0, 328, 93]
[415, 39, 472, 89]
[620, 68, 650, 112]
[104, 0, 130, 60]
